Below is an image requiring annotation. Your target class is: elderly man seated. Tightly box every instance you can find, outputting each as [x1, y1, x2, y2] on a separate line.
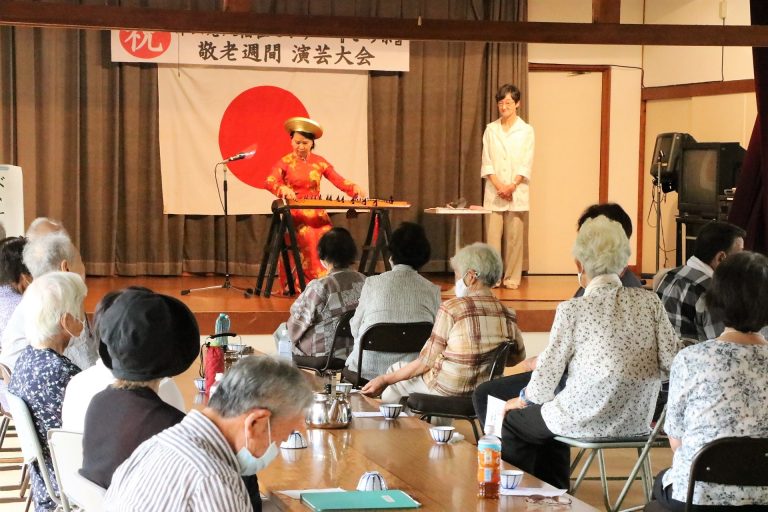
[361, 242, 525, 402]
[106, 356, 312, 511]
[656, 220, 744, 344]
[1, 228, 98, 370]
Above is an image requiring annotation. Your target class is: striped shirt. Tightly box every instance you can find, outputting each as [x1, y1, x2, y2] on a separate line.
[420, 293, 525, 396]
[105, 410, 250, 512]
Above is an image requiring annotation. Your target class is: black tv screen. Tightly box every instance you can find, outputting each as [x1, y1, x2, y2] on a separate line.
[680, 148, 718, 212]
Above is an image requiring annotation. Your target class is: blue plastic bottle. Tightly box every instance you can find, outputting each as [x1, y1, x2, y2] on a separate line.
[214, 313, 230, 346]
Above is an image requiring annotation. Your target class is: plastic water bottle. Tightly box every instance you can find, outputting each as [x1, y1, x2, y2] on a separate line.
[477, 429, 501, 499]
[277, 326, 293, 360]
[214, 313, 230, 346]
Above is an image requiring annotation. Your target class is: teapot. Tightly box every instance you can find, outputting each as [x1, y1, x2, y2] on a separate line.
[306, 387, 351, 429]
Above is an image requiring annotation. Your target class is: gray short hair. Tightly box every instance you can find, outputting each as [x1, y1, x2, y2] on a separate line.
[24, 271, 87, 346]
[26, 217, 67, 240]
[572, 216, 631, 277]
[208, 356, 313, 420]
[22, 232, 76, 278]
[450, 242, 503, 287]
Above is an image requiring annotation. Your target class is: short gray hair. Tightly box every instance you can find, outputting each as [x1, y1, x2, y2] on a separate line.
[26, 217, 67, 240]
[22, 232, 76, 278]
[450, 242, 503, 287]
[24, 271, 87, 346]
[572, 216, 631, 277]
[208, 356, 313, 420]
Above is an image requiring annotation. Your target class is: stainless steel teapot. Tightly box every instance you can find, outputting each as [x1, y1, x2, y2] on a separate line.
[306, 386, 351, 429]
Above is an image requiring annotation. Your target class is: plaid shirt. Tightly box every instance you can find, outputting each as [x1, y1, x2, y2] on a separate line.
[656, 263, 723, 343]
[420, 293, 525, 396]
[287, 269, 365, 357]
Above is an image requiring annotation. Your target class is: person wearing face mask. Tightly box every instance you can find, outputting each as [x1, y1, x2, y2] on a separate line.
[0, 236, 31, 340]
[361, 243, 525, 403]
[499, 216, 681, 490]
[8, 272, 86, 512]
[265, 117, 366, 293]
[106, 356, 313, 512]
[78, 289, 199, 490]
[284, 227, 365, 360]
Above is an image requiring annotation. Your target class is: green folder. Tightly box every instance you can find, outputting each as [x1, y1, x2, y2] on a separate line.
[301, 490, 421, 511]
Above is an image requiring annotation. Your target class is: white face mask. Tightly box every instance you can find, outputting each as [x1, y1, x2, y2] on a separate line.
[577, 271, 584, 288]
[236, 418, 278, 476]
[455, 271, 471, 298]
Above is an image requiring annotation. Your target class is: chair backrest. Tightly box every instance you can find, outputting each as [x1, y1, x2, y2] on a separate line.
[355, 322, 433, 386]
[0, 363, 12, 417]
[48, 429, 106, 512]
[486, 341, 513, 383]
[685, 436, 768, 511]
[6, 392, 63, 508]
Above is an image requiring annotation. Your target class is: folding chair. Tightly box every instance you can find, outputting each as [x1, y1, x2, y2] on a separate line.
[684, 436, 768, 512]
[48, 429, 106, 512]
[406, 340, 513, 442]
[341, 321, 433, 387]
[293, 310, 356, 380]
[554, 405, 669, 512]
[6, 392, 68, 511]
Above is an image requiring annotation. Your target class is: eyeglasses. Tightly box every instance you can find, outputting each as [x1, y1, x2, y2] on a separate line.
[497, 100, 517, 108]
[524, 495, 572, 507]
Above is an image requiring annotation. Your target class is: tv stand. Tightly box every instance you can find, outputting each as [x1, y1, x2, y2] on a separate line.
[675, 214, 718, 267]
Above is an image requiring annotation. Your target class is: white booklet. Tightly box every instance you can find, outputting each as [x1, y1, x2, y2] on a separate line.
[484, 395, 506, 436]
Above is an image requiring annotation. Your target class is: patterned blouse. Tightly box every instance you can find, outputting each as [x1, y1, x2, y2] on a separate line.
[9, 345, 81, 511]
[287, 268, 366, 357]
[419, 292, 525, 396]
[663, 340, 768, 505]
[527, 274, 681, 438]
[0, 283, 22, 341]
[265, 152, 356, 199]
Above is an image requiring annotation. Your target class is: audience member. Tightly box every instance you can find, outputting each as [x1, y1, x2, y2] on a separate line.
[649, 251, 768, 511]
[344, 222, 441, 382]
[501, 216, 680, 489]
[656, 221, 745, 344]
[8, 272, 85, 511]
[25, 217, 66, 240]
[106, 356, 312, 511]
[61, 287, 184, 432]
[361, 243, 525, 402]
[286, 227, 365, 359]
[0, 237, 30, 339]
[1, 231, 97, 370]
[79, 289, 199, 489]
[473, 202, 643, 426]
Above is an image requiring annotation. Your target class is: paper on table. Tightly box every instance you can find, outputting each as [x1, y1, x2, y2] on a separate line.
[278, 488, 346, 499]
[500, 487, 567, 497]
[484, 395, 506, 436]
[351, 411, 405, 418]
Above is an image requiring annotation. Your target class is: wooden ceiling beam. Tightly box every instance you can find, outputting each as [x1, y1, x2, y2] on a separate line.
[593, 0, 621, 24]
[1, 1, 768, 47]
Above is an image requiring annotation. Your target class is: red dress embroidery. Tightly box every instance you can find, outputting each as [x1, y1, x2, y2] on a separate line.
[265, 152, 356, 290]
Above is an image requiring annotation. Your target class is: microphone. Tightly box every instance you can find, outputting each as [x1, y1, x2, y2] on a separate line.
[222, 150, 256, 163]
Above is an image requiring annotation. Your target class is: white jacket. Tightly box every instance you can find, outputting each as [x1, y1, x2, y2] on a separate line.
[481, 117, 535, 212]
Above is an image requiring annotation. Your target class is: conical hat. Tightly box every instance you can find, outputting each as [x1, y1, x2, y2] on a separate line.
[284, 117, 323, 138]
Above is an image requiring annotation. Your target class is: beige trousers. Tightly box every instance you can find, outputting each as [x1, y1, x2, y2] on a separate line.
[486, 211, 528, 287]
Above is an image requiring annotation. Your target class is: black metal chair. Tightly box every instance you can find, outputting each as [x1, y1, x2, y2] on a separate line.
[341, 322, 433, 388]
[293, 310, 356, 379]
[684, 436, 768, 512]
[406, 340, 513, 442]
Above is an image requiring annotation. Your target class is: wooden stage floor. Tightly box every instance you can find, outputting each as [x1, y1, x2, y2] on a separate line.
[83, 274, 578, 334]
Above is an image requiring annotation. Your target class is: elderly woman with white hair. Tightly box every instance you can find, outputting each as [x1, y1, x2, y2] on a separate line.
[501, 216, 681, 489]
[9, 271, 85, 512]
[362, 242, 525, 402]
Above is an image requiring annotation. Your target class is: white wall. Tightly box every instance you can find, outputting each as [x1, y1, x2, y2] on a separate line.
[528, 0, 644, 266]
[643, 0, 753, 86]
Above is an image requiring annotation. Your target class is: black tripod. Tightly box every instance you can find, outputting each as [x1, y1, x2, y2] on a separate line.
[182, 164, 252, 297]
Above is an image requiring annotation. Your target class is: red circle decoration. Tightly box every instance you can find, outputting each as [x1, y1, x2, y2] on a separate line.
[118, 31, 171, 59]
[218, 86, 309, 189]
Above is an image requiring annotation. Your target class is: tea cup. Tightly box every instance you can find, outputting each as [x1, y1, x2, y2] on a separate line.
[335, 382, 353, 396]
[429, 426, 455, 444]
[379, 403, 403, 420]
[356, 470, 387, 491]
[280, 430, 308, 449]
[500, 469, 524, 490]
[193, 377, 206, 393]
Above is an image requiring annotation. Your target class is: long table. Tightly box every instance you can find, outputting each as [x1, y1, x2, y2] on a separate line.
[175, 362, 597, 511]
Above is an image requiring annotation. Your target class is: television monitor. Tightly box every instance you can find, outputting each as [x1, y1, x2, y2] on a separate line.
[650, 133, 695, 192]
[678, 142, 745, 217]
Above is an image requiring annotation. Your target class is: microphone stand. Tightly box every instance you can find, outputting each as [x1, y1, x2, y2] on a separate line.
[654, 154, 664, 272]
[181, 164, 253, 297]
